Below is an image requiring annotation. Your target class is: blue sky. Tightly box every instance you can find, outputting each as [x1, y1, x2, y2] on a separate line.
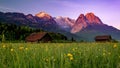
[0, 0, 120, 29]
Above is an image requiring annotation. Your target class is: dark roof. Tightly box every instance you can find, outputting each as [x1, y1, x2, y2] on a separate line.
[95, 35, 111, 40]
[26, 32, 47, 42]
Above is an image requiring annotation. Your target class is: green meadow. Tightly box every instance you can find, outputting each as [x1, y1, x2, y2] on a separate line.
[0, 43, 120, 68]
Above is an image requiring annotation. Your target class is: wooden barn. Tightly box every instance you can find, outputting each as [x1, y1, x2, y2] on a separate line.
[25, 32, 52, 43]
[95, 35, 112, 42]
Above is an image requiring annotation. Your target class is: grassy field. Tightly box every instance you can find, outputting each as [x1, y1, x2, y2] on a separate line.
[0, 42, 120, 68]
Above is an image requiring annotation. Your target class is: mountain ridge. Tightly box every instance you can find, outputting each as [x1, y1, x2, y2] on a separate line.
[71, 12, 104, 33]
[54, 16, 75, 31]
[35, 12, 52, 20]
[0, 11, 120, 41]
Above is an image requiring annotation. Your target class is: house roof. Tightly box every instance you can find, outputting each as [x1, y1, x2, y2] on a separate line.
[26, 32, 48, 42]
[95, 35, 111, 40]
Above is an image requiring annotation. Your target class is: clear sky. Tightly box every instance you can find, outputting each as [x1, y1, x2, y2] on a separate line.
[0, 0, 120, 29]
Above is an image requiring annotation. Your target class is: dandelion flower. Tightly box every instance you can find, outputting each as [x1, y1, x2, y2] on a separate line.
[25, 48, 28, 50]
[11, 49, 14, 52]
[67, 53, 74, 61]
[113, 44, 117, 48]
[67, 53, 73, 57]
[70, 57, 73, 61]
[2, 45, 6, 48]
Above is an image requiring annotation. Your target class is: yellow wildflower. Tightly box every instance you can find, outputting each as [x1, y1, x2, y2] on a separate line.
[70, 57, 73, 61]
[19, 46, 24, 50]
[67, 53, 74, 61]
[25, 48, 28, 50]
[2, 45, 6, 48]
[113, 44, 117, 48]
[11, 49, 14, 52]
[67, 53, 73, 57]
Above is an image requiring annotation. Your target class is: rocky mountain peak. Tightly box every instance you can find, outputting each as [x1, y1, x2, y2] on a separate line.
[71, 14, 87, 33]
[26, 14, 33, 18]
[35, 12, 52, 20]
[71, 12, 104, 33]
[75, 14, 87, 26]
[85, 12, 103, 24]
[79, 14, 85, 18]
[86, 12, 95, 16]
[54, 16, 75, 31]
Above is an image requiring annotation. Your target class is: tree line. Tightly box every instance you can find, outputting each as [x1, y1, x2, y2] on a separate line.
[0, 22, 43, 42]
[0, 22, 69, 42]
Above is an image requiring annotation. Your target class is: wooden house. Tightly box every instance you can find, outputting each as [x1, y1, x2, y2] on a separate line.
[95, 35, 112, 42]
[25, 32, 52, 43]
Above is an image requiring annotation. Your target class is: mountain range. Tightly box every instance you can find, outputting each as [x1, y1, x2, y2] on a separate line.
[0, 11, 120, 41]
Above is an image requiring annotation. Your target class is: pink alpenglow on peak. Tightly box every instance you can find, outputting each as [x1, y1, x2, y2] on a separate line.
[35, 12, 52, 20]
[85, 12, 103, 24]
[71, 14, 87, 33]
[71, 12, 103, 33]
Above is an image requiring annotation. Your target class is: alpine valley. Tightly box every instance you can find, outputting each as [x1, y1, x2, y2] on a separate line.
[0, 11, 120, 41]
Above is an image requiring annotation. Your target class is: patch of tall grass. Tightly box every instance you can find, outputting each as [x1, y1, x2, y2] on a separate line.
[0, 43, 120, 68]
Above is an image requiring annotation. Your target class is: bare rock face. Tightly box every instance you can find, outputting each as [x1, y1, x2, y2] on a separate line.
[85, 13, 103, 24]
[54, 16, 75, 30]
[35, 12, 52, 20]
[26, 14, 38, 23]
[71, 14, 87, 33]
[71, 12, 103, 33]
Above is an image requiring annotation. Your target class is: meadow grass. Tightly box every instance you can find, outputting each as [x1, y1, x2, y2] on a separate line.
[0, 42, 120, 68]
